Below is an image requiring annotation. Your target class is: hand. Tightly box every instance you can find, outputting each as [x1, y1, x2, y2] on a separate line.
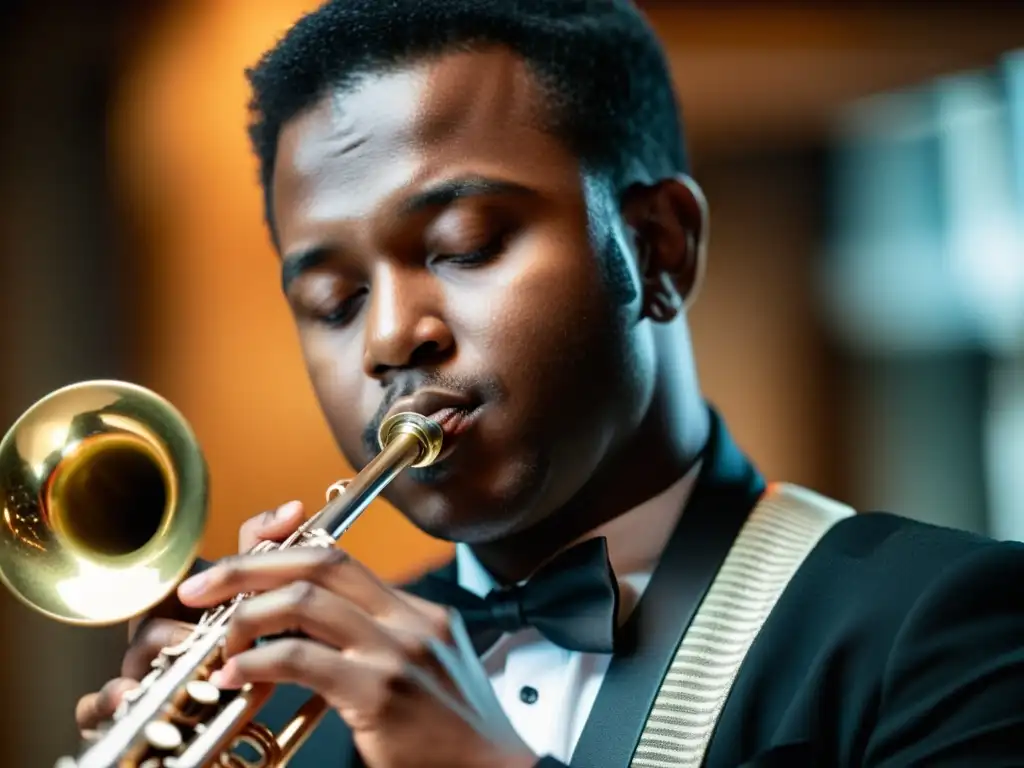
[73, 501, 307, 736]
[177, 543, 538, 768]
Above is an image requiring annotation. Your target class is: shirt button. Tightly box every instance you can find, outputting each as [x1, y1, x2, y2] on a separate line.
[519, 685, 539, 705]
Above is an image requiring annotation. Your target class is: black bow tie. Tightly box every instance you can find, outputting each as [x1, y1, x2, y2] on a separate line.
[416, 537, 621, 655]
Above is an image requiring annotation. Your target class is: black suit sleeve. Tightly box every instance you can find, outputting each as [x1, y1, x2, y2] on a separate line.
[865, 541, 1024, 765]
[534, 759, 569, 767]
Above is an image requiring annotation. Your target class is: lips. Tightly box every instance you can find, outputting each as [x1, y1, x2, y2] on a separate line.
[384, 387, 483, 444]
[428, 406, 481, 438]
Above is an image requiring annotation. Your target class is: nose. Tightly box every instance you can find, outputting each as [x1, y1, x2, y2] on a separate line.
[362, 265, 454, 379]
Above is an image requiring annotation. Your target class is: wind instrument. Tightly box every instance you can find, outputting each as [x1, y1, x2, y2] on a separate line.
[0, 380, 443, 767]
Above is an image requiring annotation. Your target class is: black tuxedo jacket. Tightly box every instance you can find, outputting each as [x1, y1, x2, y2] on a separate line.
[253, 412, 1024, 766]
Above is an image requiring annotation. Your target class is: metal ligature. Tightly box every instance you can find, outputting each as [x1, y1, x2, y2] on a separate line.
[0, 380, 444, 767]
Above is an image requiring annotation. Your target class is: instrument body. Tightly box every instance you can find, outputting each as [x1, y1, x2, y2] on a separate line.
[0, 380, 443, 768]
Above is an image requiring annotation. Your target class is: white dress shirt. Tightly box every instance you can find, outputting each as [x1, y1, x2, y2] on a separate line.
[454, 463, 701, 763]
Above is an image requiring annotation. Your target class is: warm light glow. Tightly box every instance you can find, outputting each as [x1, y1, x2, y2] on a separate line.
[15, 424, 71, 476]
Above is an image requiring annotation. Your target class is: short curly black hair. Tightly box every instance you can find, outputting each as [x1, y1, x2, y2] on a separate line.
[245, 0, 688, 243]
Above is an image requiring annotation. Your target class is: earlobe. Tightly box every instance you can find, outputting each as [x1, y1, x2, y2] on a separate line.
[642, 270, 684, 322]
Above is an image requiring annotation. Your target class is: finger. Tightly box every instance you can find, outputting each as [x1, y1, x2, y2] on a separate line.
[122, 619, 196, 680]
[223, 582, 391, 659]
[237, 500, 305, 553]
[177, 547, 396, 616]
[209, 639, 400, 714]
[75, 678, 139, 732]
[210, 639, 478, 732]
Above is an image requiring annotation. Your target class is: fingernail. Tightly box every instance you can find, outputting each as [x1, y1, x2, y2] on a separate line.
[177, 572, 207, 599]
[274, 500, 302, 519]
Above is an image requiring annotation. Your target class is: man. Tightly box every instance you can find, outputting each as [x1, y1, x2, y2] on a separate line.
[75, 0, 1024, 766]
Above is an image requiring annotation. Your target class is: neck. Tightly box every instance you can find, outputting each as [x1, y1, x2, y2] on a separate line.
[472, 339, 709, 584]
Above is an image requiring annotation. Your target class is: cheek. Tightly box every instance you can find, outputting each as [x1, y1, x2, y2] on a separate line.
[456, 233, 622, 403]
[299, 332, 373, 448]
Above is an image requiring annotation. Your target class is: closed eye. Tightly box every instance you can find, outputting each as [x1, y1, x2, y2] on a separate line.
[430, 233, 507, 268]
[312, 287, 368, 328]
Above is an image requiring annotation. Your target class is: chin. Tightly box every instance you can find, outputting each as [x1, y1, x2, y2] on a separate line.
[388, 443, 551, 541]
[395, 484, 541, 546]
[405, 462, 457, 486]
[402, 508, 508, 544]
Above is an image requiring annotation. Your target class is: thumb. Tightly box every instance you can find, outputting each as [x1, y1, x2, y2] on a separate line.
[237, 500, 305, 553]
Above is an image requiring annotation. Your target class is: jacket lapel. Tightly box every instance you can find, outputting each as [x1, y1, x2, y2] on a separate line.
[405, 559, 458, 601]
[569, 408, 765, 767]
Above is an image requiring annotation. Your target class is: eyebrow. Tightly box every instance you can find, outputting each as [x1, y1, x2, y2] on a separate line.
[281, 247, 328, 293]
[280, 176, 534, 292]
[399, 176, 535, 216]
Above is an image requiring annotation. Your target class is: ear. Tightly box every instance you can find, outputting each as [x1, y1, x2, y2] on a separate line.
[621, 174, 709, 322]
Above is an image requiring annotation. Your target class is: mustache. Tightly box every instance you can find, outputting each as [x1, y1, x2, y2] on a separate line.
[360, 371, 501, 456]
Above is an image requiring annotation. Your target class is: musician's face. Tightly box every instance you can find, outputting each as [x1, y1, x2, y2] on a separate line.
[272, 50, 655, 542]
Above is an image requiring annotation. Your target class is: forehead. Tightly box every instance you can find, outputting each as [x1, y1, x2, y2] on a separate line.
[270, 49, 583, 244]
